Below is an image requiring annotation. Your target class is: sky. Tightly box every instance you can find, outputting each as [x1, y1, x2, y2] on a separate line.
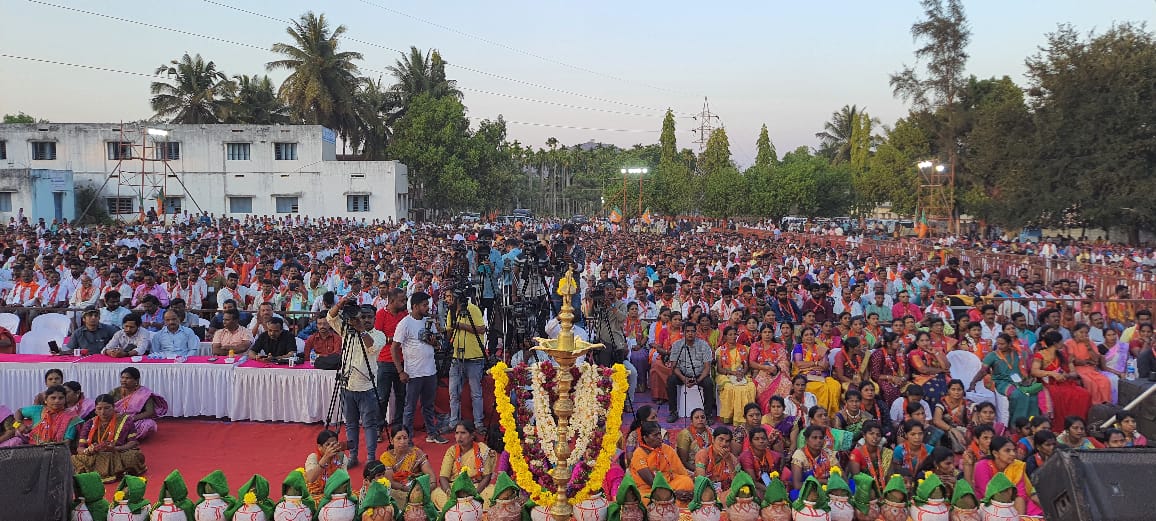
[1, 0, 1153, 167]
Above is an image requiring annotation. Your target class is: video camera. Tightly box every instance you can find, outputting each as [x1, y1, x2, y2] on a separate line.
[519, 238, 551, 270]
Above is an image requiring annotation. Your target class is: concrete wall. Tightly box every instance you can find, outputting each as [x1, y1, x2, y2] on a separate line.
[0, 123, 406, 221]
[0, 168, 74, 223]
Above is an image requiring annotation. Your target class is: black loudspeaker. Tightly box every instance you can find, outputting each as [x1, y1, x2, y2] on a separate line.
[0, 443, 74, 521]
[1035, 447, 1156, 521]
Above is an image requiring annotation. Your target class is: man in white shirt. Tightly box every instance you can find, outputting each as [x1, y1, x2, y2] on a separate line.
[327, 294, 387, 467]
[392, 291, 448, 444]
[102, 313, 151, 358]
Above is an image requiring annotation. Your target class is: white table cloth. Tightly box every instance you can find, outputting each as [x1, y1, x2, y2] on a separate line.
[0, 358, 234, 418]
[230, 366, 336, 423]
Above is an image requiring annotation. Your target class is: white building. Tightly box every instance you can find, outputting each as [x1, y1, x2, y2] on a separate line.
[0, 123, 409, 222]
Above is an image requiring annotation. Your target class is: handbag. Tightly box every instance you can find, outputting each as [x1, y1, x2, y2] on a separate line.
[314, 354, 342, 370]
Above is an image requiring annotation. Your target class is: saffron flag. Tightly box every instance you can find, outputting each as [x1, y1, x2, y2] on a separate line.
[609, 207, 623, 224]
[641, 208, 652, 224]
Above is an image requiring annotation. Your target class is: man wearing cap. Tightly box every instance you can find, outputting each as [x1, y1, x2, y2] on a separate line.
[67, 308, 119, 355]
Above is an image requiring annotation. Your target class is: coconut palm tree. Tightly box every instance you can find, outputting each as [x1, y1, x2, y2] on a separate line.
[386, 46, 463, 112]
[149, 53, 231, 123]
[224, 75, 291, 124]
[815, 104, 880, 163]
[349, 76, 397, 159]
[266, 11, 362, 141]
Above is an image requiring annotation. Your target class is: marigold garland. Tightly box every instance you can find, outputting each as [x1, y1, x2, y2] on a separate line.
[489, 361, 628, 506]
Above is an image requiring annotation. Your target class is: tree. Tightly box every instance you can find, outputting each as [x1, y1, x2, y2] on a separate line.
[698, 128, 733, 176]
[890, 0, 971, 223]
[702, 166, 744, 218]
[224, 75, 291, 124]
[1025, 23, 1156, 240]
[957, 76, 1034, 223]
[348, 77, 397, 160]
[149, 53, 231, 123]
[3, 112, 43, 123]
[754, 124, 777, 169]
[816, 105, 858, 162]
[387, 93, 475, 212]
[267, 12, 362, 139]
[387, 46, 463, 116]
[659, 109, 678, 164]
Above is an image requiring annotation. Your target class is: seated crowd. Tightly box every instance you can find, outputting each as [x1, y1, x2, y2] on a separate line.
[3, 216, 1155, 518]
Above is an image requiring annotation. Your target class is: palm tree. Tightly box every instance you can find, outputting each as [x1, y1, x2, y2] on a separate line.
[149, 53, 231, 123]
[815, 104, 879, 163]
[349, 76, 398, 160]
[386, 46, 463, 114]
[224, 75, 292, 124]
[266, 12, 362, 141]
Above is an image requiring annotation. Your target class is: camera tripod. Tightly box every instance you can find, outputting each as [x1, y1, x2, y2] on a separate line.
[322, 314, 382, 441]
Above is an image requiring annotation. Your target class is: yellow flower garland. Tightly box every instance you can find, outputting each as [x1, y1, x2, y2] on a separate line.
[489, 361, 629, 507]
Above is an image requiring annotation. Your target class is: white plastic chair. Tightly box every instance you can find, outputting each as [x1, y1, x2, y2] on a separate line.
[16, 329, 53, 354]
[0, 312, 19, 333]
[295, 337, 306, 354]
[31, 313, 71, 338]
[947, 350, 1011, 426]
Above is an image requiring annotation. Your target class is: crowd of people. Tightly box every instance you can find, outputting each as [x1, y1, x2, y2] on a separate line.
[2, 213, 1155, 519]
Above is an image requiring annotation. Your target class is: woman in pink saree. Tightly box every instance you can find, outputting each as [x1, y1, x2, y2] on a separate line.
[108, 367, 168, 440]
[0, 385, 82, 447]
[749, 324, 792, 412]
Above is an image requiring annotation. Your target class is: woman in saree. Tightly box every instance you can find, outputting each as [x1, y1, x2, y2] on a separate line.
[63, 381, 96, 421]
[1032, 331, 1092, 422]
[716, 326, 757, 425]
[928, 318, 958, 354]
[865, 312, 884, 349]
[932, 379, 971, 453]
[818, 320, 844, 351]
[379, 425, 435, 507]
[760, 396, 793, 454]
[869, 332, 908, 408]
[1002, 321, 1034, 376]
[971, 333, 1042, 424]
[909, 331, 952, 406]
[1100, 328, 1129, 403]
[845, 316, 874, 350]
[833, 336, 869, 391]
[1065, 324, 1113, 404]
[738, 316, 759, 346]
[72, 394, 147, 483]
[107, 366, 168, 440]
[790, 425, 837, 492]
[1, 385, 82, 448]
[649, 312, 683, 405]
[698, 314, 721, 349]
[624, 301, 649, 393]
[1054, 416, 1101, 449]
[623, 406, 667, 455]
[32, 368, 64, 405]
[749, 323, 791, 412]
[782, 374, 818, 434]
[792, 327, 843, 414]
[675, 408, 712, 469]
[847, 420, 891, 496]
[630, 422, 695, 501]
[972, 436, 1044, 518]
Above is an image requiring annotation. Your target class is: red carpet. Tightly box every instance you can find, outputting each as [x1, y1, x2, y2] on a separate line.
[106, 419, 454, 500]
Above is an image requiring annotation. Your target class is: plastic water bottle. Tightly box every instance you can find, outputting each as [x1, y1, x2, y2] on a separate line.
[1127, 358, 1137, 381]
[309, 352, 319, 365]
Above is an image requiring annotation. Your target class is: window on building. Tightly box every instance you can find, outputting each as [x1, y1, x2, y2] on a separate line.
[107, 142, 133, 160]
[274, 142, 298, 161]
[31, 141, 56, 160]
[347, 195, 370, 212]
[0, 141, 6, 160]
[157, 142, 181, 160]
[275, 196, 299, 213]
[229, 196, 253, 214]
[106, 197, 133, 215]
[163, 197, 183, 214]
[0, 192, 11, 212]
[226, 143, 251, 160]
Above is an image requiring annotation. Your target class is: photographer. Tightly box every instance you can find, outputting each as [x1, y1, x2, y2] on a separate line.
[470, 231, 503, 354]
[391, 292, 448, 444]
[665, 320, 716, 424]
[443, 290, 487, 432]
[551, 223, 586, 317]
[585, 279, 638, 405]
[327, 295, 387, 467]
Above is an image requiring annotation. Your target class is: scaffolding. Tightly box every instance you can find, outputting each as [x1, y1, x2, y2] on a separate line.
[77, 122, 202, 223]
[916, 159, 955, 235]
